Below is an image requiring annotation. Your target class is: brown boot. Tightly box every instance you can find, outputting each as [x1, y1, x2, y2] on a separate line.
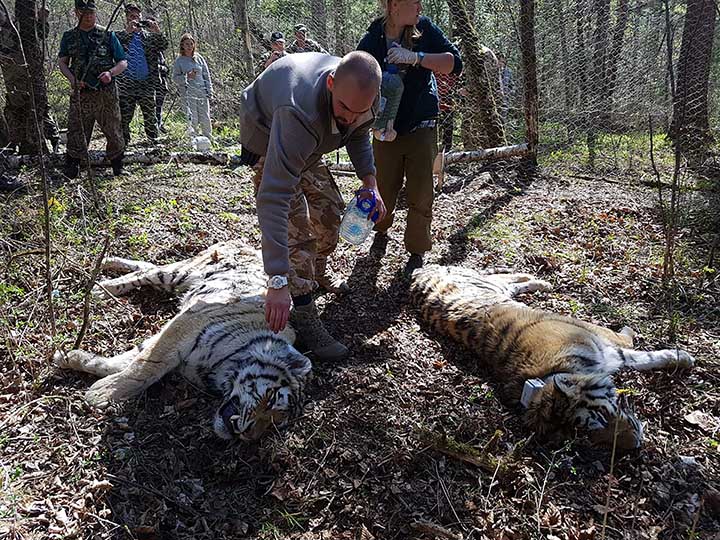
[315, 257, 349, 295]
[290, 301, 349, 360]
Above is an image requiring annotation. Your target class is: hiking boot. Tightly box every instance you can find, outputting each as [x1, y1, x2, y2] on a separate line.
[111, 157, 124, 176]
[315, 258, 349, 295]
[403, 253, 424, 278]
[370, 231, 389, 255]
[290, 301, 349, 360]
[63, 156, 80, 179]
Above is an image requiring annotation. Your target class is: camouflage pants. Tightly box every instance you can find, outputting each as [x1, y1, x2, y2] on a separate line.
[253, 159, 344, 297]
[119, 80, 159, 143]
[66, 88, 125, 161]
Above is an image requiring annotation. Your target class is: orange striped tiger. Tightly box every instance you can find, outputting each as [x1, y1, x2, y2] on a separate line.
[410, 265, 694, 449]
[54, 240, 311, 440]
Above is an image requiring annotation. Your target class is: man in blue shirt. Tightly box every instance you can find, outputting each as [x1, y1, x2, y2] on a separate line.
[116, 3, 168, 144]
[58, 0, 128, 178]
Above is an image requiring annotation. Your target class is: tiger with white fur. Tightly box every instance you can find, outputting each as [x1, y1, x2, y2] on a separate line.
[410, 265, 695, 449]
[54, 240, 311, 440]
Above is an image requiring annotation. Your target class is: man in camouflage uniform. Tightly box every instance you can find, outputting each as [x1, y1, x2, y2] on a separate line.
[258, 31, 288, 73]
[58, 0, 127, 178]
[0, 5, 60, 154]
[115, 4, 168, 144]
[287, 24, 328, 54]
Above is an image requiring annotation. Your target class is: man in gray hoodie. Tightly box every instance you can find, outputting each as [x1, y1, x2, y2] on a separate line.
[240, 51, 385, 360]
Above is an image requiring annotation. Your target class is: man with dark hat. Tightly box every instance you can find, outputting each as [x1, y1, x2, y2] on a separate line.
[0, 4, 60, 155]
[58, 0, 127, 178]
[259, 31, 288, 72]
[287, 24, 328, 54]
[115, 3, 168, 144]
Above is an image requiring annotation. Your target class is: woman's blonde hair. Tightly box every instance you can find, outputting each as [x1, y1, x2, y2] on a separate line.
[179, 33, 197, 57]
[379, 0, 421, 49]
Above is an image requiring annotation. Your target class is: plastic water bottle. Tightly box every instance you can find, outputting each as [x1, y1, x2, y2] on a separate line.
[373, 64, 404, 141]
[339, 189, 380, 245]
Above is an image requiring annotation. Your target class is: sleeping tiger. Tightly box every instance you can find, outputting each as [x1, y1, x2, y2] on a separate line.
[53, 240, 312, 440]
[410, 265, 695, 449]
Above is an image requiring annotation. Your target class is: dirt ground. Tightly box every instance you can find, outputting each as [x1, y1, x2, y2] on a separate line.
[1, 154, 719, 540]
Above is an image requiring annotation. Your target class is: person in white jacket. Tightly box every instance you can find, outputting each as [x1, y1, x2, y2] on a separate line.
[172, 33, 213, 139]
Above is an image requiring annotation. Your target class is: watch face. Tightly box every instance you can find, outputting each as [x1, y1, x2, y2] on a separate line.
[269, 276, 287, 289]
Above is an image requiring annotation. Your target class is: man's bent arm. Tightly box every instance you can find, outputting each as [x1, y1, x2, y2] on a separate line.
[256, 106, 318, 276]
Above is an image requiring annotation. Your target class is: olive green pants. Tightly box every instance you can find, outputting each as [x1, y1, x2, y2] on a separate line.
[372, 126, 438, 255]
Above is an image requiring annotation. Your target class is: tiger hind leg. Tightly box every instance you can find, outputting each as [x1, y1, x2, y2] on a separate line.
[94, 259, 191, 298]
[620, 348, 695, 371]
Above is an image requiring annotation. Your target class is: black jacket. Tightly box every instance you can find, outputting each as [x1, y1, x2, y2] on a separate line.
[357, 16, 462, 135]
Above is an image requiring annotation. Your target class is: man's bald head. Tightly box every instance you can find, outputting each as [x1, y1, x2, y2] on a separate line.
[327, 51, 381, 127]
[334, 51, 382, 93]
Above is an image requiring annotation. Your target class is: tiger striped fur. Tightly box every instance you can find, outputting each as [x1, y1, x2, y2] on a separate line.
[410, 265, 695, 449]
[53, 240, 312, 440]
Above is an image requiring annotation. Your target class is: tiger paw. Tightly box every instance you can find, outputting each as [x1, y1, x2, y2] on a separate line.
[670, 350, 695, 369]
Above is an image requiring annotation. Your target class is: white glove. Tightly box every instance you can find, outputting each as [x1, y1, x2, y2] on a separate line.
[387, 46, 419, 65]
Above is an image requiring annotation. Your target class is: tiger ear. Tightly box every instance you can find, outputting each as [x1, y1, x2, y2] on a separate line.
[552, 374, 575, 396]
[287, 351, 312, 377]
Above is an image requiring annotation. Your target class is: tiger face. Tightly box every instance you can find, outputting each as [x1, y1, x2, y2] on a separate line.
[525, 373, 643, 450]
[212, 338, 312, 440]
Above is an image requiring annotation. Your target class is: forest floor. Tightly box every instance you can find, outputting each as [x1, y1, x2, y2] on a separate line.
[1, 134, 719, 540]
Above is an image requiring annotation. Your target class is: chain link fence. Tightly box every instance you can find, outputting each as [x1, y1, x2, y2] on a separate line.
[1, 0, 718, 174]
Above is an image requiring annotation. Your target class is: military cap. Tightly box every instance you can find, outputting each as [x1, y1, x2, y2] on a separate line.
[75, 0, 96, 11]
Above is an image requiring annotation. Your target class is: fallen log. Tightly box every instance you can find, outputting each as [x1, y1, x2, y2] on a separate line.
[3, 143, 531, 183]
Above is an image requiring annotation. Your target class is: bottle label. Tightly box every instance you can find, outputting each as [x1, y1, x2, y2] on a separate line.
[378, 96, 387, 114]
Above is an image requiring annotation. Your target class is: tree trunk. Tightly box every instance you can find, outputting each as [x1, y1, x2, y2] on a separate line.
[555, 0, 573, 118]
[332, 0, 348, 55]
[605, 0, 629, 117]
[519, 0, 538, 165]
[0, 109, 8, 149]
[231, 0, 254, 79]
[5, 0, 48, 155]
[669, 0, 716, 166]
[447, 0, 506, 149]
[311, 0, 328, 45]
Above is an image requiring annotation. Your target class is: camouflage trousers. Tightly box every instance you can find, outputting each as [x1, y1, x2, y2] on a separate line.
[67, 87, 125, 161]
[253, 159, 344, 297]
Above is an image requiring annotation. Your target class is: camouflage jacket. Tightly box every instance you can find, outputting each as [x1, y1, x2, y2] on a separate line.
[287, 38, 327, 54]
[60, 25, 119, 88]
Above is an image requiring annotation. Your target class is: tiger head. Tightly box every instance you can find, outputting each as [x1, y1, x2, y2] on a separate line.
[524, 373, 644, 450]
[212, 337, 312, 440]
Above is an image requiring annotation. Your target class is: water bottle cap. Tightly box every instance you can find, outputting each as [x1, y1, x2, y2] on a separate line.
[355, 188, 377, 214]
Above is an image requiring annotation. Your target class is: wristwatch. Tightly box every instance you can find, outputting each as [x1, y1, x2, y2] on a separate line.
[267, 275, 288, 289]
[416, 51, 426, 67]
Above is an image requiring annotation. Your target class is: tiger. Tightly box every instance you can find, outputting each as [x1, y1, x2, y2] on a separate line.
[410, 265, 695, 450]
[53, 240, 312, 441]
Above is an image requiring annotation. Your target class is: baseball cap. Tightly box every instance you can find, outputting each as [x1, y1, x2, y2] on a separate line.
[294, 23, 307, 33]
[270, 31, 285, 43]
[125, 3, 142, 13]
[75, 0, 97, 11]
